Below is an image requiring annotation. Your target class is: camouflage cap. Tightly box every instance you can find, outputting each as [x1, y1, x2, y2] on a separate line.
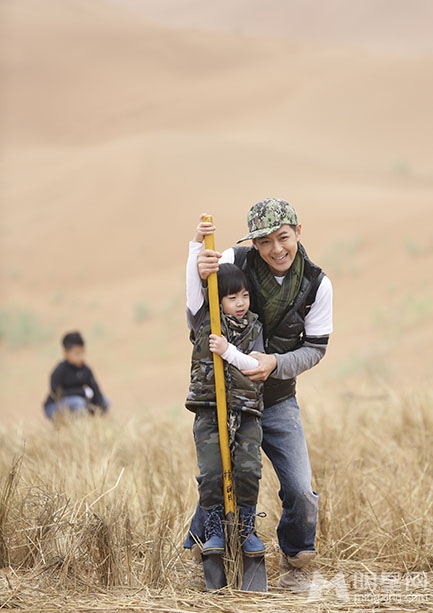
[237, 198, 298, 243]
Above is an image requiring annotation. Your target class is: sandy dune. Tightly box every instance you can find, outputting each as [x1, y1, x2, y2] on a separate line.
[1, 0, 432, 423]
[115, 0, 433, 53]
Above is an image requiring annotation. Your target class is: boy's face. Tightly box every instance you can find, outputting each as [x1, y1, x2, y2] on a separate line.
[221, 288, 250, 319]
[252, 224, 302, 275]
[64, 345, 85, 367]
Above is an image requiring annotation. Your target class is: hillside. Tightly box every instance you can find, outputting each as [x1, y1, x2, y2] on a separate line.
[1, 0, 433, 423]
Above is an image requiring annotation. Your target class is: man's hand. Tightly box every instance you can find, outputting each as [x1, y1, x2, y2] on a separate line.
[209, 334, 229, 356]
[241, 353, 277, 381]
[198, 248, 222, 280]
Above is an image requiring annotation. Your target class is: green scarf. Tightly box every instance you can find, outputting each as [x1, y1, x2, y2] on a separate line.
[251, 247, 304, 338]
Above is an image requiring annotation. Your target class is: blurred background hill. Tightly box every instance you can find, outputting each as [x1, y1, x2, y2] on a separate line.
[1, 0, 432, 422]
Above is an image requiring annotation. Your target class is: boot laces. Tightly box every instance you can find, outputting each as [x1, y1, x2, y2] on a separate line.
[204, 505, 223, 540]
[240, 510, 266, 538]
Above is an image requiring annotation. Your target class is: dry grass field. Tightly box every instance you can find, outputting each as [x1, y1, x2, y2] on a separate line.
[1, 390, 432, 610]
[1, 0, 433, 610]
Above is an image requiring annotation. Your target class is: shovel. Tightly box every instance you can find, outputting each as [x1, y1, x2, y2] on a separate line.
[201, 215, 267, 592]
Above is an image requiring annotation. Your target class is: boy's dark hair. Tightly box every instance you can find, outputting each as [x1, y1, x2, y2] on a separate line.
[217, 263, 250, 302]
[62, 331, 85, 350]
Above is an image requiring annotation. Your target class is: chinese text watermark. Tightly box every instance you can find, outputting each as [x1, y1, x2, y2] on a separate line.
[307, 570, 429, 605]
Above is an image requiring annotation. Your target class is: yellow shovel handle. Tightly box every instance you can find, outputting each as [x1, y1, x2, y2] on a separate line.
[203, 215, 235, 516]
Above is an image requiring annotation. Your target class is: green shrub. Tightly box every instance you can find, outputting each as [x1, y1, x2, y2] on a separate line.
[0, 309, 53, 349]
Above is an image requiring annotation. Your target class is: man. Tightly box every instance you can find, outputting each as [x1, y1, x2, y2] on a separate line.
[185, 198, 333, 591]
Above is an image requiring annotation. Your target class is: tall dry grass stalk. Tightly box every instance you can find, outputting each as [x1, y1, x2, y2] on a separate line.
[0, 388, 432, 610]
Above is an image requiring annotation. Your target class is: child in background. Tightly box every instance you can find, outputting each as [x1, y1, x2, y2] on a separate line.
[185, 215, 266, 557]
[43, 331, 109, 421]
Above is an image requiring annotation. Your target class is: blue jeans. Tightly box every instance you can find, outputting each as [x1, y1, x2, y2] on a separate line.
[44, 396, 109, 420]
[184, 396, 318, 557]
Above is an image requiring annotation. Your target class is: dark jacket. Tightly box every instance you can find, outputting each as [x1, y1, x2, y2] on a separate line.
[43, 361, 107, 410]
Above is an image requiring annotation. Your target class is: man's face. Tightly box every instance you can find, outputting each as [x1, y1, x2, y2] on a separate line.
[64, 345, 85, 367]
[252, 224, 302, 275]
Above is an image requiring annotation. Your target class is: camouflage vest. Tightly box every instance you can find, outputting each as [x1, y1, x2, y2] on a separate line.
[233, 244, 324, 407]
[185, 309, 264, 417]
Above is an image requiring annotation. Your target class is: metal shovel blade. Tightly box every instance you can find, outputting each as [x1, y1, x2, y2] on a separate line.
[241, 554, 268, 592]
[202, 554, 227, 590]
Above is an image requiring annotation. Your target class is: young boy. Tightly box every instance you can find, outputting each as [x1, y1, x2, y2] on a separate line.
[43, 331, 109, 420]
[185, 215, 266, 557]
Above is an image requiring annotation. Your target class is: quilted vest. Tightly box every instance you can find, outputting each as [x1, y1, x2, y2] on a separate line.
[185, 309, 264, 417]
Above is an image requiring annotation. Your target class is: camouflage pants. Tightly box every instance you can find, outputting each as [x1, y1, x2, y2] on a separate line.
[193, 409, 262, 509]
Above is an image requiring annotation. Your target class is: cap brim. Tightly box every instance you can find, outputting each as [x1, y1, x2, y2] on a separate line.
[236, 224, 282, 243]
